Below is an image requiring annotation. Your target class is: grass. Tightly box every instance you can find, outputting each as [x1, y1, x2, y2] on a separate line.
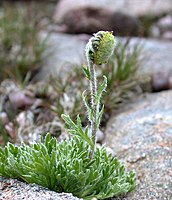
[139, 15, 157, 37]
[0, 3, 47, 87]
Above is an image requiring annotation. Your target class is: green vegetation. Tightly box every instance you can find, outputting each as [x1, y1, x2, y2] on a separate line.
[0, 133, 135, 199]
[139, 15, 156, 37]
[0, 122, 9, 145]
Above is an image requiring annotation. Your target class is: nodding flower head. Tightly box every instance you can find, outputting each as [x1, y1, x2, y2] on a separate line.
[86, 31, 115, 65]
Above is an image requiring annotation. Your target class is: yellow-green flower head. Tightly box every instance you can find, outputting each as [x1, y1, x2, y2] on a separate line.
[86, 31, 115, 65]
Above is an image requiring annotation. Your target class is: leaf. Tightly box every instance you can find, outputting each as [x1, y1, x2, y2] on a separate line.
[96, 75, 107, 103]
[82, 66, 91, 80]
[76, 115, 82, 130]
[96, 105, 104, 128]
[61, 114, 77, 130]
[44, 133, 51, 147]
[82, 90, 93, 122]
[80, 127, 94, 149]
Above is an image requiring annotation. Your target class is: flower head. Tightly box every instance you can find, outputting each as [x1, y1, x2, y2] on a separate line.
[86, 31, 115, 65]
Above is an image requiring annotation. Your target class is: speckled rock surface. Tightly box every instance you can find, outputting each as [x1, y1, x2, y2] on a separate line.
[0, 177, 81, 200]
[105, 90, 172, 199]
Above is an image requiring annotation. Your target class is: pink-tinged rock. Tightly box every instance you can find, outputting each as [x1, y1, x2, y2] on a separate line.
[0, 112, 9, 125]
[158, 15, 172, 30]
[151, 71, 169, 92]
[8, 91, 37, 110]
[168, 77, 172, 89]
[5, 122, 16, 139]
[162, 31, 172, 40]
[16, 112, 27, 127]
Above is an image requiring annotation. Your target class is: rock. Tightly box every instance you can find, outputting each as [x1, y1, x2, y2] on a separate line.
[96, 129, 105, 143]
[150, 25, 161, 38]
[0, 177, 81, 200]
[16, 111, 33, 128]
[54, 6, 140, 36]
[34, 32, 87, 81]
[2, 89, 42, 114]
[8, 91, 37, 110]
[169, 77, 172, 89]
[17, 118, 63, 144]
[150, 15, 172, 40]
[0, 112, 9, 125]
[4, 122, 16, 139]
[105, 90, 172, 199]
[162, 31, 172, 40]
[151, 71, 169, 92]
[128, 37, 172, 81]
[54, 0, 172, 21]
[87, 127, 105, 143]
[0, 80, 42, 113]
[157, 15, 172, 31]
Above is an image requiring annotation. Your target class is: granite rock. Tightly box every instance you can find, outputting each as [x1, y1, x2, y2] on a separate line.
[105, 90, 172, 199]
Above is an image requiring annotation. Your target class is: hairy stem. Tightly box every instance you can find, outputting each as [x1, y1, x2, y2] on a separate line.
[85, 31, 115, 159]
[87, 59, 99, 159]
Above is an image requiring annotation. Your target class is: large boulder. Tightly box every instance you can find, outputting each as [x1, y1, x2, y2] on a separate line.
[105, 90, 172, 199]
[53, 0, 140, 35]
[54, 7, 139, 36]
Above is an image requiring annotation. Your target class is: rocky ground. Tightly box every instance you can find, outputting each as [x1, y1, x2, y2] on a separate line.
[0, 0, 172, 199]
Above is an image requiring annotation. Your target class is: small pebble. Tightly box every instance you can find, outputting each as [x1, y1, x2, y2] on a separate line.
[0, 112, 9, 125]
[9, 91, 36, 110]
[152, 72, 169, 92]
